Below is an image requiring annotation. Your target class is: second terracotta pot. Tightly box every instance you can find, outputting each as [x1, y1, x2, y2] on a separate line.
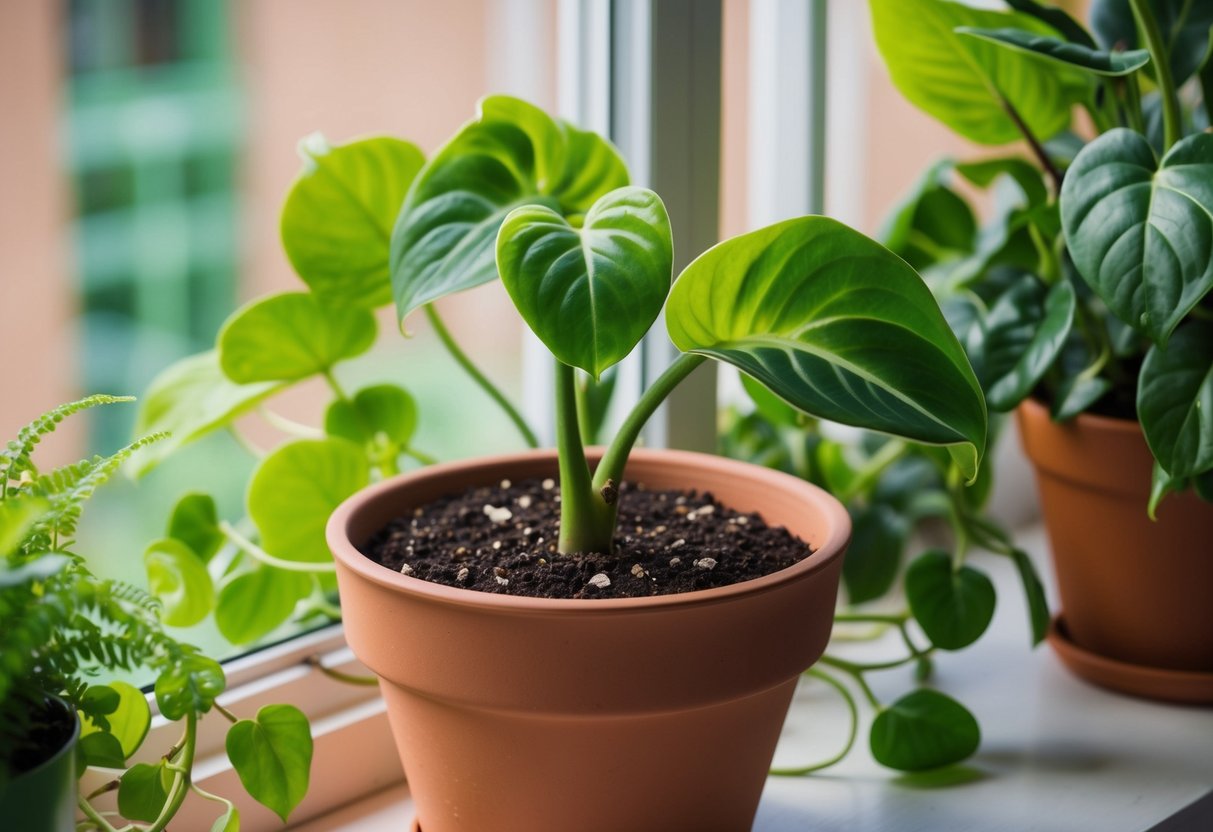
[327, 447, 849, 832]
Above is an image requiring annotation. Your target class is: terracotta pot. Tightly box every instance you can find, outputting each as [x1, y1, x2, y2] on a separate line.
[1017, 398, 1213, 688]
[328, 447, 848, 832]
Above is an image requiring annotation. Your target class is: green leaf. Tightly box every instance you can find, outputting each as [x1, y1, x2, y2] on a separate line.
[1009, 547, 1051, 645]
[0, 496, 48, 557]
[1052, 374, 1113, 421]
[154, 653, 225, 721]
[144, 538, 215, 628]
[666, 216, 987, 482]
[80, 684, 120, 720]
[226, 704, 313, 823]
[129, 351, 288, 477]
[870, 689, 981, 771]
[906, 550, 996, 650]
[497, 186, 672, 377]
[957, 27, 1150, 76]
[79, 730, 126, 769]
[0, 552, 69, 588]
[248, 438, 370, 563]
[978, 274, 1076, 411]
[718, 411, 795, 475]
[955, 157, 1049, 209]
[324, 384, 418, 449]
[1091, 0, 1213, 86]
[118, 762, 171, 822]
[1194, 467, 1213, 502]
[218, 292, 376, 384]
[1060, 129, 1213, 344]
[869, 0, 1084, 145]
[80, 682, 150, 759]
[282, 135, 425, 308]
[390, 95, 628, 322]
[741, 372, 801, 428]
[215, 567, 311, 646]
[211, 802, 240, 832]
[843, 503, 909, 605]
[1004, 0, 1097, 48]
[168, 492, 224, 562]
[1137, 321, 1213, 478]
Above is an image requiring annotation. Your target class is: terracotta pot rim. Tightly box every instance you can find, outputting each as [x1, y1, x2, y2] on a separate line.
[326, 446, 851, 614]
[1020, 395, 1141, 434]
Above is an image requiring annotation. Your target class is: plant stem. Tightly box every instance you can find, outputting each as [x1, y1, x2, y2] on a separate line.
[836, 440, 907, 503]
[769, 668, 859, 776]
[404, 446, 438, 466]
[834, 611, 910, 626]
[1130, 0, 1182, 150]
[321, 369, 351, 403]
[425, 304, 539, 448]
[592, 353, 707, 493]
[574, 371, 595, 445]
[306, 654, 379, 686]
[213, 702, 239, 724]
[260, 407, 325, 438]
[1123, 75, 1147, 134]
[555, 361, 616, 553]
[219, 521, 337, 573]
[997, 94, 1063, 193]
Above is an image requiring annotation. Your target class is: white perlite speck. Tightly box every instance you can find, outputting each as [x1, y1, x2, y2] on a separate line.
[492, 540, 502, 550]
[399, 563, 415, 576]
[697, 504, 715, 515]
[456, 567, 469, 583]
[694, 557, 718, 570]
[484, 505, 513, 524]
[495, 575, 510, 586]
[669, 557, 682, 567]
[670, 538, 686, 548]
[517, 495, 533, 508]
[541, 478, 555, 490]
[630, 563, 646, 578]
[588, 573, 611, 589]
[500, 479, 512, 489]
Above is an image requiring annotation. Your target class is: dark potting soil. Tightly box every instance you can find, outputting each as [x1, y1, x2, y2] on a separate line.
[361, 478, 812, 599]
[8, 695, 75, 776]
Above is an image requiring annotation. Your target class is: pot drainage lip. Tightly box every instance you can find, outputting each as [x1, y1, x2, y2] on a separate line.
[1048, 615, 1213, 706]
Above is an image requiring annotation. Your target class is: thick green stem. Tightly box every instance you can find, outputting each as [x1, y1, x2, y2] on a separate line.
[1130, 0, 1182, 150]
[425, 304, 539, 448]
[555, 361, 616, 553]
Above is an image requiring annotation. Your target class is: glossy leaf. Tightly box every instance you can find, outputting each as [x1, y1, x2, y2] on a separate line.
[154, 653, 225, 721]
[978, 274, 1076, 411]
[226, 704, 313, 822]
[79, 682, 150, 759]
[248, 438, 370, 563]
[1060, 129, 1213, 344]
[281, 135, 425, 307]
[79, 730, 126, 769]
[1053, 375, 1112, 422]
[906, 550, 996, 650]
[957, 27, 1150, 76]
[1137, 321, 1213, 477]
[666, 216, 987, 481]
[215, 567, 311, 646]
[497, 187, 672, 377]
[167, 492, 224, 562]
[390, 95, 628, 322]
[1091, 0, 1213, 85]
[870, 0, 1083, 145]
[870, 689, 981, 771]
[144, 538, 215, 628]
[843, 503, 909, 605]
[129, 351, 287, 477]
[324, 384, 418, 449]
[118, 762, 171, 822]
[955, 157, 1048, 209]
[1010, 547, 1050, 645]
[1004, 0, 1097, 48]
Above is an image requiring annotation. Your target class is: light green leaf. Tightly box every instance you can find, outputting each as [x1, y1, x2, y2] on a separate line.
[218, 292, 376, 384]
[0, 497, 48, 557]
[666, 216, 987, 481]
[80, 682, 150, 759]
[324, 384, 418, 449]
[870, 689, 981, 771]
[79, 730, 126, 769]
[740, 372, 801, 428]
[0, 552, 69, 588]
[870, 0, 1084, 145]
[118, 762, 171, 822]
[226, 704, 313, 823]
[1137, 321, 1213, 478]
[497, 186, 672, 377]
[247, 438, 370, 563]
[282, 135, 425, 308]
[215, 567, 311, 646]
[906, 550, 996, 650]
[129, 351, 288, 477]
[1009, 547, 1050, 645]
[144, 538, 215, 628]
[167, 492, 224, 562]
[1061, 129, 1213, 344]
[210, 802, 240, 832]
[957, 27, 1150, 76]
[390, 95, 628, 322]
[154, 653, 225, 721]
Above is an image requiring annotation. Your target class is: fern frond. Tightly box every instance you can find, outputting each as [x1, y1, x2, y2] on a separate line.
[2, 396, 134, 495]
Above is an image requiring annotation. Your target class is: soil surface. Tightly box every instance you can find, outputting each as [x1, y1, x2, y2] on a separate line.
[362, 478, 812, 599]
[9, 695, 75, 775]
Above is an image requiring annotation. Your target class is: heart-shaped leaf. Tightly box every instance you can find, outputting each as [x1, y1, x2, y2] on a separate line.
[978, 274, 1076, 411]
[666, 216, 987, 481]
[129, 351, 288, 477]
[870, 0, 1084, 145]
[118, 762, 172, 822]
[325, 384, 418, 449]
[79, 681, 150, 760]
[226, 704, 313, 822]
[870, 689, 981, 771]
[843, 503, 909, 605]
[1091, 0, 1213, 86]
[1061, 129, 1213, 344]
[79, 730, 126, 769]
[216, 567, 311, 646]
[218, 292, 376, 383]
[906, 550, 996, 650]
[154, 652, 225, 721]
[167, 492, 224, 562]
[282, 135, 425, 307]
[390, 95, 628, 322]
[1137, 321, 1213, 477]
[248, 438, 369, 563]
[497, 187, 673, 377]
[144, 538, 215, 628]
[957, 27, 1150, 75]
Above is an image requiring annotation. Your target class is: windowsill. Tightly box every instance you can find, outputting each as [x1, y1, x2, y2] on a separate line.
[293, 524, 1213, 831]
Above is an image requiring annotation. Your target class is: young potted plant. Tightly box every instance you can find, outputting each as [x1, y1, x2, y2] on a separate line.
[0, 396, 313, 831]
[325, 96, 987, 832]
[869, 0, 1213, 701]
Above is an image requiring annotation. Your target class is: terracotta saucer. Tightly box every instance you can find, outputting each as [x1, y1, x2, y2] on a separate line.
[1048, 616, 1213, 706]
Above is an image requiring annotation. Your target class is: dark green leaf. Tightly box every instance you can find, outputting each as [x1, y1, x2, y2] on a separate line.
[167, 492, 224, 562]
[80, 682, 150, 760]
[80, 685, 120, 719]
[281, 135, 425, 307]
[144, 538, 215, 628]
[497, 187, 672, 377]
[1005, 0, 1097, 48]
[906, 550, 996, 650]
[226, 704, 313, 822]
[843, 503, 909, 604]
[1193, 467, 1213, 501]
[1009, 547, 1051, 645]
[870, 689, 981, 771]
[740, 372, 801, 427]
[118, 762, 171, 822]
[215, 567, 311, 646]
[1137, 321, 1213, 478]
[1091, 0, 1213, 85]
[955, 156, 1049, 209]
[873, 455, 946, 513]
[390, 95, 628, 322]
[978, 274, 1076, 411]
[1060, 129, 1213, 344]
[667, 216, 987, 481]
[79, 730, 126, 769]
[957, 27, 1150, 75]
[154, 653, 225, 721]
[1052, 374, 1112, 421]
[718, 411, 795, 475]
[324, 384, 418, 449]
